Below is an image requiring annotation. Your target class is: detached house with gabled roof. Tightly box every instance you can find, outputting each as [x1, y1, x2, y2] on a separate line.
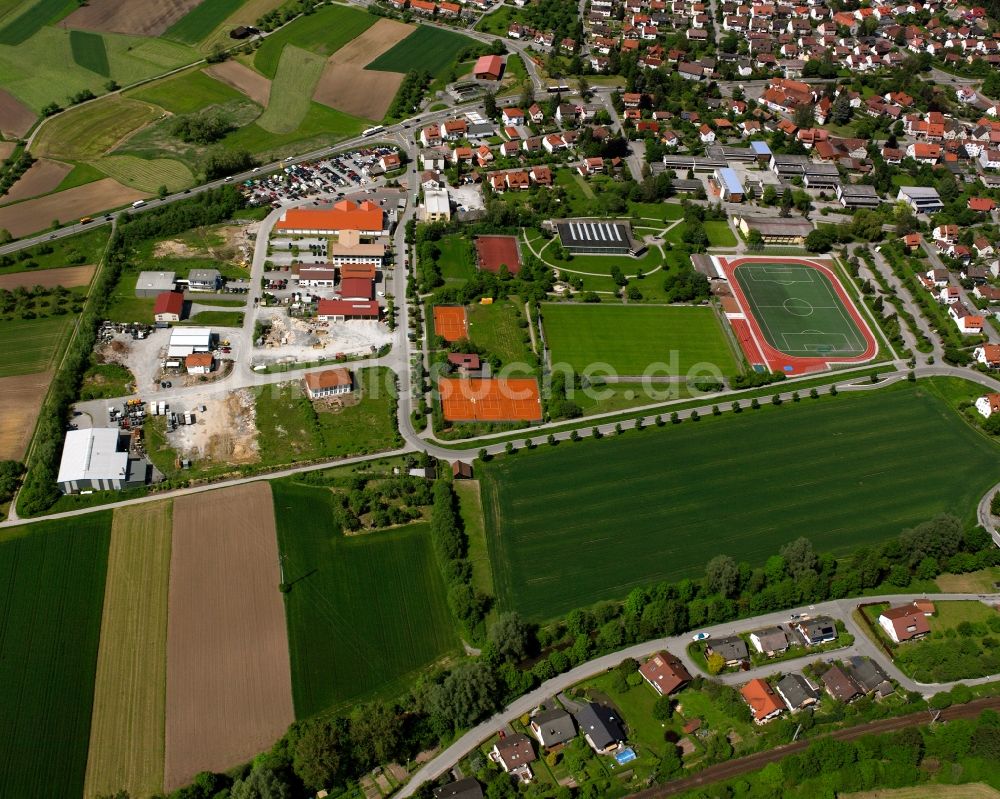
[740, 679, 786, 724]
[639, 651, 692, 695]
[530, 708, 576, 749]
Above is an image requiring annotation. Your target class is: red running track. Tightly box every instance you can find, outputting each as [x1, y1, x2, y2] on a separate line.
[718, 256, 878, 376]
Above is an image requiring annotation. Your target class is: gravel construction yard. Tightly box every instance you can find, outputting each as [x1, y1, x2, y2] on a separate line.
[166, 388, 260, 465]
[254, 313, 392, 367]
[0, 178, 148, 238]
[165, 484, 293, 790]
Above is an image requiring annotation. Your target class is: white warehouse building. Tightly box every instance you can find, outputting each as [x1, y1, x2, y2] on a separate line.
[57, 428, 144, 493]
[168, 327, 212, 358]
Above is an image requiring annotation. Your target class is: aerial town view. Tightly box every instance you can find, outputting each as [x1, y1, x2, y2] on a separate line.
[3, 0, 1000, 797]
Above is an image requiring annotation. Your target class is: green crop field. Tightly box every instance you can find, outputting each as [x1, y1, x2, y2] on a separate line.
[254, 4, 376, 78]
[273, 480, 459, 717]
[705, 220, 737, 247]
[163, 0, 247, 45]
[732, 261, 870, 358]
[480, 381, 1000, 620]
[129, 68, 248, 114]
[96, 153, 194, 193]
[0, 0, 74, 45]
[256, 44, 326, 134]
[32, 95, 162, 162]
[0, 512, 112, 799]
[220, 100, 368, 158]
[541, 304, 738, 376]
[365, 25, 475, 77]
[0, 315, 74, 376]
[69, 29, 109, 76]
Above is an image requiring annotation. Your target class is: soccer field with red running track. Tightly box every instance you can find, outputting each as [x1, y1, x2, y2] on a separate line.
[433, 306, 468, 342]
[438, 378, 542, 422]
[718, 256, 878, 375]
[475, 235, 522, 275]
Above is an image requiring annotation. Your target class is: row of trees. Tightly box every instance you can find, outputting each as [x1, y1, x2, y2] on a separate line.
[17, 187, 247, 515]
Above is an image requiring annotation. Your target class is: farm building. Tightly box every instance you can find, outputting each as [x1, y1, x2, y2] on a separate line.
[186, 268, 221, 292]
[304, 368, 354, 399]
[135, 271, 176, 298]
[452, 461, 474, 479]
[735, 215, 813, 245]
[185, 352, 214, 375]
[554, 220, 643, 255]
[274, 201, 385, 235]
[474, 54, 505, 81]
[316, 299, 380, 321]
[639, 651, 692, 696]
[56, 428, 144, 493]
[297, 266, 338, 287]
[153, 291, 184, 324]
[168, 327, 212, 357]
[339, 277, 375, 300]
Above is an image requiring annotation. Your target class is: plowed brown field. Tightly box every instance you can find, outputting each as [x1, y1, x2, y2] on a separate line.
[0, 264, 95, 290]
[0, 159, 72, 206]
[164, 484, 293, 790]
[0, 179, 148, 238]
[59, 0, 202, 35]
[312, 18, 411, 120]
[205, 61, 271, 107]
[0, 371, 51, 459]
[0, 90, 35, 138]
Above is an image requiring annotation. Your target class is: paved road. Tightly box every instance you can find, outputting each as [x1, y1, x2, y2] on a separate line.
[628, 695, 1000, 798]
[396, 592, 1000, 796]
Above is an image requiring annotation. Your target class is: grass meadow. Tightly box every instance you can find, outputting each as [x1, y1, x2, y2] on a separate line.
[256, 44, 326, 134]
[272, 480, 460, 717]
[96, 154, 195, 193]
[467, 299, 533, 365]
[365, 25, 475, 77]
[163, 0, 248, 45]
[32, 95, 162, 162]
[253, 4, 376, 78]
[69, 29, 109, 76]
[480, 381, 1000, 620]
[0, 225, 109, 274]
[83, 502, 172, 799]
[0, 314, 74, 376]
[129, 67, 249, 114]
[0, 512, 112, 799]
[541, 304, 739, 376]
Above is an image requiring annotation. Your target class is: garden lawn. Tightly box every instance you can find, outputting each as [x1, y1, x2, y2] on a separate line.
[705, 220, 737, 247]
[541, 304, 738, 377]
[894, 601, 1000, 682]
[0, 512, 113, 799]
[467, 298, 533, 365]
[272, 480, 460, 717]
[253, 4, 376, 78]
[365, 25, 475, 77]
[0, 314, 74, 376]
[480, 380, 1000, 620]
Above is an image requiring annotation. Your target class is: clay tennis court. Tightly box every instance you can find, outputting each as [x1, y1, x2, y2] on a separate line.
[59, 0, 202, 35]
[717, 255, 877, 376]
[165, 484, 294, 790]
[475, 235, 522, 275]
[0, 178, 148, 238]
[205, 61, 272, 108]
[0, 159, 72, 206]
[433, 305, 468, 342]
[312, 18, 412, 120]
[0, 371, 51, 460]
[0, 264, 95, 290]
[439, 377, 542, 422]
[0, 89, 36, 138]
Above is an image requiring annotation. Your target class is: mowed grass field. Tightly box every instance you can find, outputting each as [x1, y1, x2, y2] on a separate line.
[480, 381, 1000, 620]
[0, 512, 113, 799]
[541, 304, 739, 376]
[256, 44, 326, 134]
[130, 67, 250, 114]
[32, 95, 162, 162]
[97, 153, 194, 193]
[69, 29, 109, 76]
[365, 25, 474, 76]
[163, 0, 247, 45]
[273, 480, 460, 717]
[84, 502, 172, 799]
[0, 315, 74, 376]
[705, 220, 737, 247]
[253, 4, 377, 78]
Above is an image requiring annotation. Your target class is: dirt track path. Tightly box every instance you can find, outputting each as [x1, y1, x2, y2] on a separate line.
[627, 696, 1000, 798]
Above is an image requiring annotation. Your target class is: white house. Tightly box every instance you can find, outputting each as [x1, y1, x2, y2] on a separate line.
[976, 393, 1000, 417]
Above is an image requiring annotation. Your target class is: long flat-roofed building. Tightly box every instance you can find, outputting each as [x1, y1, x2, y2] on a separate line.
[838, 183, 880, 209]
[714, 167, 746, 202]
[736, 215, 814, 245]
[168, 327, 212, 357]
[135, 271, 176, 298]
[554, 219, 643, 255]
[57, 428, 144, 493]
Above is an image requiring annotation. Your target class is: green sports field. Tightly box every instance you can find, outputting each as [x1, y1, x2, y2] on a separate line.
[0, 512, 112, 799]
[542, 304, 739, 376]
[273, 480, 460, 718]
[365, 25, 475, 77]
[480, 381, 999, 620]
[731, 261, 869, 357]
